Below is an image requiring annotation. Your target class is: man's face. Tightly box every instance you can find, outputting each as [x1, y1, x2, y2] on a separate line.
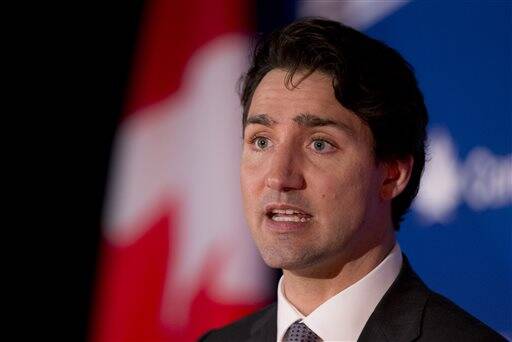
[240, 69, 393, 273]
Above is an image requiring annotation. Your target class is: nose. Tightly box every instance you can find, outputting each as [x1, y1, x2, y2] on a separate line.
[265, 145, 306, 192]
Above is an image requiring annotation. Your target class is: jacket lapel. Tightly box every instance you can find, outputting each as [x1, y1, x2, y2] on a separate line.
[248, 303, 277, 342]
[358, 255, 430, 342]
[245, 255, 429, 342]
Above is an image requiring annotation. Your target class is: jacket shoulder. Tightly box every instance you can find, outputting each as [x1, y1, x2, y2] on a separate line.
[419, 291, 506, 341]
[199, 303, 277, 342]
[360, 255, 506, 342]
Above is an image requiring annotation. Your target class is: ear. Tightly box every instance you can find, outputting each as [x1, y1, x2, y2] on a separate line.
[380, 156, 414, 200]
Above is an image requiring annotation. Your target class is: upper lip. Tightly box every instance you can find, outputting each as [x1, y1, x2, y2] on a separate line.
[264, 203, 313, 217]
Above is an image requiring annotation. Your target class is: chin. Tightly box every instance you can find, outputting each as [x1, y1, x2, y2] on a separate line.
[258, 245, 317, 270]
[256, 246, 293, 269]
[261, 258, 286, 270]
[262, 257, 301, 270]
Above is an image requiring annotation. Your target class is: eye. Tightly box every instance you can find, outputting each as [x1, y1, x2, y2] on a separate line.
[309, 139, 336, 153]
[251, 136, 273, 150]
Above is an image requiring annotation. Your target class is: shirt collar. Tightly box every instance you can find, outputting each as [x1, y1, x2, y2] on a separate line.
[277, 243, 403, 342]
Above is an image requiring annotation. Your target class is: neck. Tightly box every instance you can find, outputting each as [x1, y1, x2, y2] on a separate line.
[282, 238, 396, 316]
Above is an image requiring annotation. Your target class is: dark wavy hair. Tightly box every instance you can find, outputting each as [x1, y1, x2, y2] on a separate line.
[240, 17, 428, 230]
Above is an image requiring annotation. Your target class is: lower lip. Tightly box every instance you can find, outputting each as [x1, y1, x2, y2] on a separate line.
[263, 215, 312, 233]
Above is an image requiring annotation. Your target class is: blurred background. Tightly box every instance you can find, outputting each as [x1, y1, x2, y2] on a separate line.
[76, 0, 511, 341]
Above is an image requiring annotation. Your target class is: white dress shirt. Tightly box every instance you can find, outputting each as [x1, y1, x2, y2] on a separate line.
[277, 243, 403, 342]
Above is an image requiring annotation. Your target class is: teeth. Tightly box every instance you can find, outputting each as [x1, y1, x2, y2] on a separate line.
[269, 208, 312, 223]
[273, 216, 300, 222]
[271, 215, 311, 223]
[272, 209, 287, 214]
[271, 209, 305, 215]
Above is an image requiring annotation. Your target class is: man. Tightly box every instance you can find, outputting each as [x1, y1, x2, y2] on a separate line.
[200, 18, 505, 342]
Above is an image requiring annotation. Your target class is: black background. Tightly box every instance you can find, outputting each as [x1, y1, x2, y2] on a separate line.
[28, 1, 297, 340]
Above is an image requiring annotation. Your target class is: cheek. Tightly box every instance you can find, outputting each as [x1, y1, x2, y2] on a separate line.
[241, 148, 262, 174]
[240, 157, 264, 212]
[313, 163, 375, 216]
[240, 168, 253, 206]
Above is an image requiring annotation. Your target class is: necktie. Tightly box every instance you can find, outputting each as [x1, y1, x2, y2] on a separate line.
[283, 321, 321, 342]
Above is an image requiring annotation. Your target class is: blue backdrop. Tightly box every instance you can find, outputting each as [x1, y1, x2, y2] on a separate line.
[365, 1, 511, 336]
[265, 0, 511, 337]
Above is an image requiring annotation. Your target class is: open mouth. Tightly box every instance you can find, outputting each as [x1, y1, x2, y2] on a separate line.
[265, 207, 313, 223]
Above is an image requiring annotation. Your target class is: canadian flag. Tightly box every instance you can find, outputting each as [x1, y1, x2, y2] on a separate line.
[91, 1, 271, 341]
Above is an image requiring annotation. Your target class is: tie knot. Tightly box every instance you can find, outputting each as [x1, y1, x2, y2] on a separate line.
[283, 321, 320, 342]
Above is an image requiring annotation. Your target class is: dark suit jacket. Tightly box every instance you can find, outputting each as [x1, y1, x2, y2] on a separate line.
[199, 255, 505, 341]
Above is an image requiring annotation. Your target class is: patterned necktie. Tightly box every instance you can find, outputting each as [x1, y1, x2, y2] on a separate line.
[283, 321, 321, 342]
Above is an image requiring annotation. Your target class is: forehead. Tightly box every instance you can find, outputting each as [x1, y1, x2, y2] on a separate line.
[248, 69, 365, 133]
[250, 69, 339, 114]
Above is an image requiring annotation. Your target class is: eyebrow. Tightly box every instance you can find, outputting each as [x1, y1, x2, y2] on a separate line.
[294, 112, 353, 134]
[245, 114, 277, 127]
[245, 112, 354, 135]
